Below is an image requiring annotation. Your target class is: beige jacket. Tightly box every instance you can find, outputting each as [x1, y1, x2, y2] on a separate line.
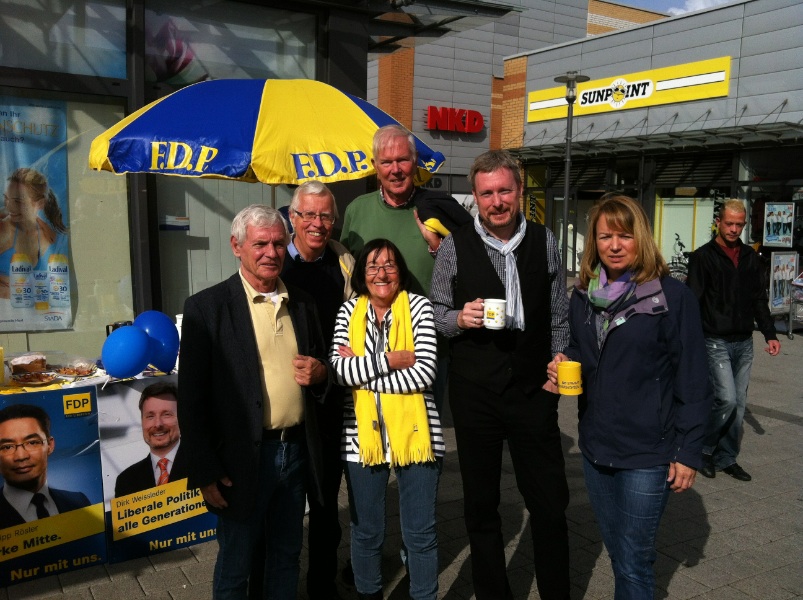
[328, 239, 357, 301]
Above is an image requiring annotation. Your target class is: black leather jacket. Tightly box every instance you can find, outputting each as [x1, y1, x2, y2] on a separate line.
[687, 239, 777, 343]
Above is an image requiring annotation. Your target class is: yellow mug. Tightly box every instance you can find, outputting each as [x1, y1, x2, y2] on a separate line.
[557, 361, 582, 395]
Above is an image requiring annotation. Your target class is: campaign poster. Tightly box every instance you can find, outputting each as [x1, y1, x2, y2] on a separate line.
[763, 202, 793, 248]
[97, 376, 216, 563]
[0, 96, 72, 331]
[0, 386, 106, 587]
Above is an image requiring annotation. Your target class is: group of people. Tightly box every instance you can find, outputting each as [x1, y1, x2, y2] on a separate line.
[765, 208, 792, 238]
[771, 259, 796, 301]
[171, 124, 778, 600]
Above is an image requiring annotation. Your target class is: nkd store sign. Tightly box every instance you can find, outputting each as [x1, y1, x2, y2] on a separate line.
[426, 106, 484, 133]
[527, 56, 730, 123]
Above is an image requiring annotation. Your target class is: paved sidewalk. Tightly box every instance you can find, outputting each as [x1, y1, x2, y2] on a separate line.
[2, 331, 801, 600]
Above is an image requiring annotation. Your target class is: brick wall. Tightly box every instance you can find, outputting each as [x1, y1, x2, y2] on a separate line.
[377, 48, 415, 129]
[490, 76, 504, 150]
[588, 0, 666, 35]
[501, 57, 527, 149]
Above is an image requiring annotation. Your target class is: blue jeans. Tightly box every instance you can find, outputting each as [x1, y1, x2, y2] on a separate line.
[213, 439, 307, 600]
[583, 457, 671, 600]
[702, 337, 754, 470]
[344, 459, 441, 600]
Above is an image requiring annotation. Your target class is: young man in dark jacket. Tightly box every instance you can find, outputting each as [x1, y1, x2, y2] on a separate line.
[687, 199, 781, 482]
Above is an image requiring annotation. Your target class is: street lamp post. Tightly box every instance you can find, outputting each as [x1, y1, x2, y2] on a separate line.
[554, 71, 589, 283]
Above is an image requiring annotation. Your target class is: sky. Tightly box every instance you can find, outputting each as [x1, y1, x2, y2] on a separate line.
[619, 0, 736, 16]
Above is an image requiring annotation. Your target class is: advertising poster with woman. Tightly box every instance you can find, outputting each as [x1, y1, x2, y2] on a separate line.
[0, 387, 106, 586]
[0, 96, 72, 331]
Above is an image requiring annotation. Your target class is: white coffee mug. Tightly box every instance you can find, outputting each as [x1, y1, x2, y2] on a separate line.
[483, 299, 506, 330]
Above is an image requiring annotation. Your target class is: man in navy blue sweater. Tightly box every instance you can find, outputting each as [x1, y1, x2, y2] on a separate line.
[281, 181, 355, 599]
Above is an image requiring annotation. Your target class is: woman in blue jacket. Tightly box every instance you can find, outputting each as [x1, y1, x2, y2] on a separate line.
[548, 194, 711, 599]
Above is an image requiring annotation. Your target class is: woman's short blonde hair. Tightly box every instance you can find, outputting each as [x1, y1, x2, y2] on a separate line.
[579, 193, 668, 289]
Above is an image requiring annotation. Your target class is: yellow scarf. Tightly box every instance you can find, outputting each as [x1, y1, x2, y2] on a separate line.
[349, 292, 434, 467]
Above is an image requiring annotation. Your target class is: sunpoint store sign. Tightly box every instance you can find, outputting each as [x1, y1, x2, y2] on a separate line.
[527, 56, 730, 123]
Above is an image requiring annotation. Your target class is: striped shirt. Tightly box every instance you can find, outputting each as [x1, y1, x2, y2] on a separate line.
[329, 293, 445, 463]
[429, 221, 570, 357]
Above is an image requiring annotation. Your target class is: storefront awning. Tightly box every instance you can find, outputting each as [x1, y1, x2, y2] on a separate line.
[510, 122, 803, 162]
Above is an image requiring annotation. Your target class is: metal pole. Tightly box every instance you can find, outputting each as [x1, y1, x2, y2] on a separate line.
[554, 71, 588, 283]
[561, 100, 573, 280]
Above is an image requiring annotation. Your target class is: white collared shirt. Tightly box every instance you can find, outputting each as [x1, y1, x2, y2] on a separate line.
[3, 482, 59, 522]
[149, 440, 181, 485]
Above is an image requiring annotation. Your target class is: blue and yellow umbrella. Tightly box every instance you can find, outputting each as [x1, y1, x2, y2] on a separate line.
[89, 78, 445, 185]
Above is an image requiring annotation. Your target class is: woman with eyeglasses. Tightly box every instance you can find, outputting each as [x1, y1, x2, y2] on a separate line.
[329, 238, 443, 600]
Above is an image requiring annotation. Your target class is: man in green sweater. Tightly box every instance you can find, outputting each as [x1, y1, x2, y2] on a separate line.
[340, 125, 468, 296]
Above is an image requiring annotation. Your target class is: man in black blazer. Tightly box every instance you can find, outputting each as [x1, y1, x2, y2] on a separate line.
[114, 382, 189, 497]
[0, 404, 91, 527]
[179, 205, 329, 600]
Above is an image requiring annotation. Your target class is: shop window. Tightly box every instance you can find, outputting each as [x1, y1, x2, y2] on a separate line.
[157, 178, 291, 320]
[740, 147, 803, 183]
[653, 155, 731, 187]
[526, 164, 547, 188]
[654, 187, 724, 264]
[524, 165, 547, 222]
[612, 158, 639, 189]
[525, 189, 546, 224]
[144, 1, 317, 318]
[144, 2, 315, 84]
[745, 185, 803, 256]
[0, 93, 132, 358]
[0, 0, 126, 78]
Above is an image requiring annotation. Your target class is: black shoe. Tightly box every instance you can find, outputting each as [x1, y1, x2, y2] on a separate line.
[723, 463, 751, 481]
[307, 584, 344, 600]
[700, 455, 716, 479]
[341, 559, 354, 586]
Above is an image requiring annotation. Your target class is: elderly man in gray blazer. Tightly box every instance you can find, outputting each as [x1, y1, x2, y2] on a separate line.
[179, 205, 329, 600]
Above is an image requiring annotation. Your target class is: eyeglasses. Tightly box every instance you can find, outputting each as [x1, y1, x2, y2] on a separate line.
[292, 209, 335, 225]
[0, 438, 47, 455]
[366, 263, 398, 276]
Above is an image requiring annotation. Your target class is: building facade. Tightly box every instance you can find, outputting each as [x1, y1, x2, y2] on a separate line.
[370, 0, 667, 207]
[0, 0, 510, 356]
[504, 0, 803, 279]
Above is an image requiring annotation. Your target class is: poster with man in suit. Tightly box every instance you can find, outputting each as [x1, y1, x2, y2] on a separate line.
[114, 381, 188, 497]
[0, 388, 106, 587]
[98, 377, 215, 563]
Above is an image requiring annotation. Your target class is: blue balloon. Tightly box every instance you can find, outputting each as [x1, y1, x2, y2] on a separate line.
[134, 311, 180, 349]
[134, 310, 180, 374]
[149, 335, 179, 374]
[102, 326, 151, 378]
